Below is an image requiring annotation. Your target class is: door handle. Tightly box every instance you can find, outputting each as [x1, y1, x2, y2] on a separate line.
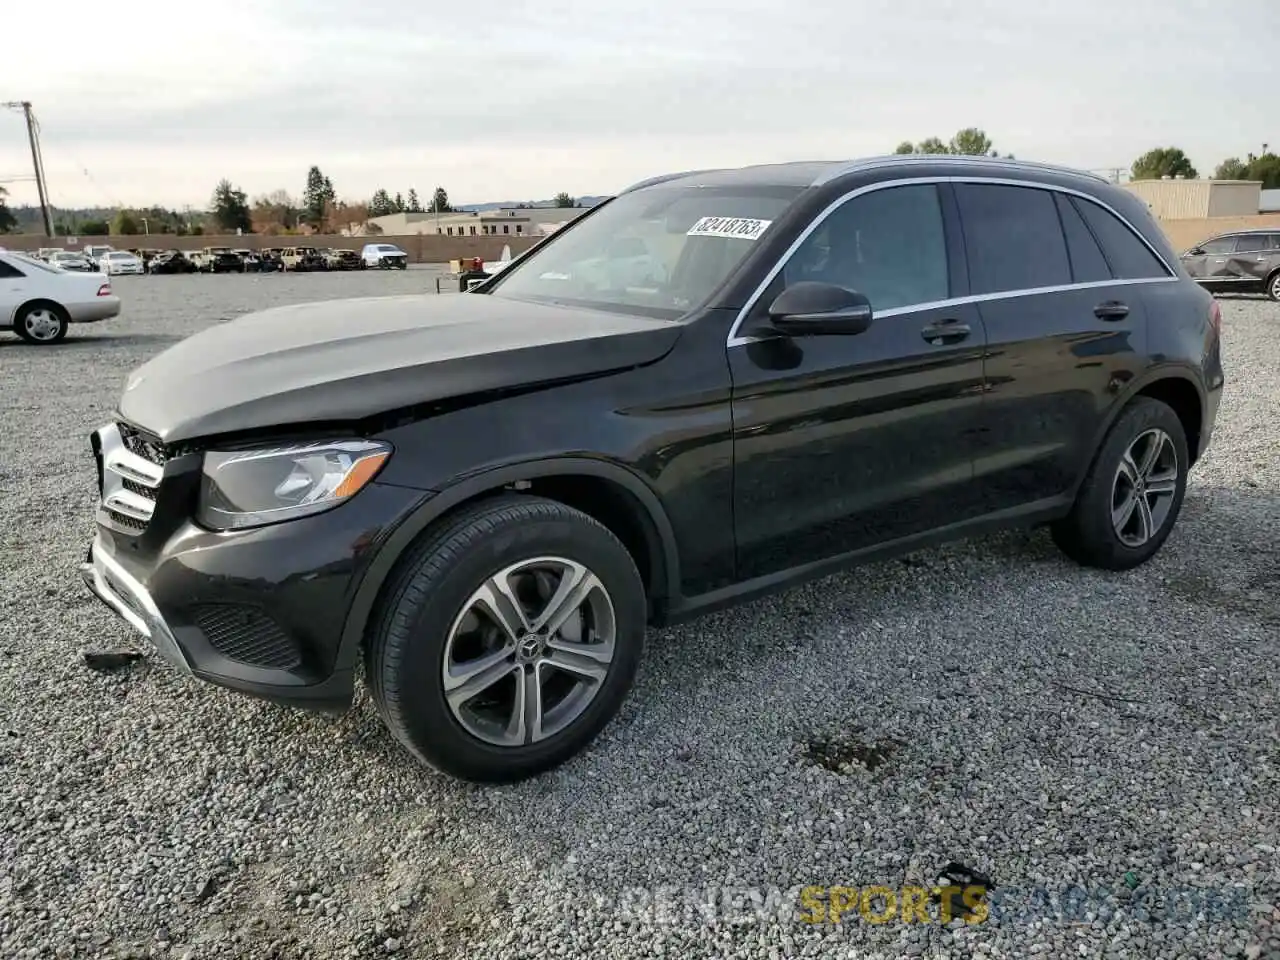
[1213, 258, 1226, 263]
[1094, 300, 1129, 321]
[921, 319, 971, 344]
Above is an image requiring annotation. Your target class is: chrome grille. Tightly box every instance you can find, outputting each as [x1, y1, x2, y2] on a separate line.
[96, 423, 164, 530]
[119, 423, 169, 467]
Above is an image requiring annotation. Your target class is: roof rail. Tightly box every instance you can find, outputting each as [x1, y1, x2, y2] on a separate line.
[617, 168, 725, 194]
[810, 154, 1110, 186]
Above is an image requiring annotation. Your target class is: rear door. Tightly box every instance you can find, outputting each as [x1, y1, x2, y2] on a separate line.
[729, 181, 989, 580]
[1224, 233, 1278, 291]
[958, 181, 1159, 512]
[0, 257, 25, 322]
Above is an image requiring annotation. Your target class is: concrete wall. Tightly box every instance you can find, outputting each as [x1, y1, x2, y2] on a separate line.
[9, 216, 1280, 269]
[1124, 179, 1263, 220]
[1157, 215, 1280, 253]
[1207, 182, 1264, 218]
[1125, 179, 1212, 219]
[0, 233, 541, 264]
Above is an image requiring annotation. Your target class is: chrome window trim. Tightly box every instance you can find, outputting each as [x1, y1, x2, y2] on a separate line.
[725, 175, 1178, 348]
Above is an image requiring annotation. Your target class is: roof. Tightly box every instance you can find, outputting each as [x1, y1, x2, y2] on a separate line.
[1210, 226, 1280, 236]
[619, 155, 1108, 194]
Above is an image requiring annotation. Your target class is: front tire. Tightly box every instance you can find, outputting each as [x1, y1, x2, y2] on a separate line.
[14, 302, 69, 344]
[1051, 396, 1189, 570]
[364, 495, 646, 782]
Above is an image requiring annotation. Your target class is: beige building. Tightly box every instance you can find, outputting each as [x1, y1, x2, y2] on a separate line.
[369, 206, 590, 239]
[1123, 178, 1263, 220]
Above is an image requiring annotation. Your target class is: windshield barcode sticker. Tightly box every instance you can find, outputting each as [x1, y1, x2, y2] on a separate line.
[686, 217, 773, 241]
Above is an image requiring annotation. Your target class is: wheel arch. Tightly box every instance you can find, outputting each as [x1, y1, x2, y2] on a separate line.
[337, 457, 682, 672]
[8, 297, 68, 328]
[1265, 265, 1280, 300]
[1074, 366, 1206, 500]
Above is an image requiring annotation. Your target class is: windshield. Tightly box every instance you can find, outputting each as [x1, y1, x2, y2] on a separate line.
[487, 183, 802, 318]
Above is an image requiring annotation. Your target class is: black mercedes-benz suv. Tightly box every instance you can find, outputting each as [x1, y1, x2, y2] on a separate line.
[81, 155, 1224, 782]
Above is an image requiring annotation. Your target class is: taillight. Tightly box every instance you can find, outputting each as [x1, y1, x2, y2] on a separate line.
[97, 283, 111, 297]
[1209, 299, 1222, 336]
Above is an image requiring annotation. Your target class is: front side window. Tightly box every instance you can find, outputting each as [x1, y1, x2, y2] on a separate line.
[488, 183, 802, 318]
[954, 182, 1072, 295]
[782, 183, 949, 312]
[1196, 237, 1235, 256]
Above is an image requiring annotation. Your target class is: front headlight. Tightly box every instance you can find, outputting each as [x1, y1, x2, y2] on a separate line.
[197, 439, 392, 531]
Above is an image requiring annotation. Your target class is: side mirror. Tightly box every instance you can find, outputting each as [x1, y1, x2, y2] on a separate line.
[767, 281, 873, 336]
[1186, 246, 1205, 256]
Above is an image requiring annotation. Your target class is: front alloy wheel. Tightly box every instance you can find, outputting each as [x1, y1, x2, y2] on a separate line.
[365, 495, 646, 782]
[443, 557, 616, 747]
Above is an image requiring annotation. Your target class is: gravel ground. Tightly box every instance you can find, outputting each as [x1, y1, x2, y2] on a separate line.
[1, 273, 1277, 960]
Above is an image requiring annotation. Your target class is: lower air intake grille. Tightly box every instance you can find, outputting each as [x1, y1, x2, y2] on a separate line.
[192, 603, 301, 670]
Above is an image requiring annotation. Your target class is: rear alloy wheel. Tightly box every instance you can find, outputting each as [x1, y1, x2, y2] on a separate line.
[365, 495, 646, 782]
[1051, 396, 1189, 570]
[1268, 271, 1280, 302]
[14, 303, 69, 344]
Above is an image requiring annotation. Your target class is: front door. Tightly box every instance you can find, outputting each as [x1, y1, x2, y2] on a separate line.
[729, 181, 988, 581]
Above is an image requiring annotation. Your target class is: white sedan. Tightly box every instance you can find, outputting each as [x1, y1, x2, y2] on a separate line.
[0, 250, 122, 345]
[98, 250, 145, 275]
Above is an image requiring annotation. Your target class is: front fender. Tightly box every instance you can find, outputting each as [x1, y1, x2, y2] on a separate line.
[333, 455, 683, 676]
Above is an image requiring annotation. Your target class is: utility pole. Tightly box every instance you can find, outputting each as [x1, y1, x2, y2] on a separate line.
[4, 100, 53, 237]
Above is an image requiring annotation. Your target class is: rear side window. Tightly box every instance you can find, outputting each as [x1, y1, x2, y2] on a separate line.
[1264, 235, 1280, 250]
[954, 183, 1071, 294]
[1053, 193, 1111, 283]
[1234, 234, 1273, 252]
[1072, 197, 1170, 279]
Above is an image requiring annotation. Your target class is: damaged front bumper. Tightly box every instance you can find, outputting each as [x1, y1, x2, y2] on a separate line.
[80, 534, 193, 675]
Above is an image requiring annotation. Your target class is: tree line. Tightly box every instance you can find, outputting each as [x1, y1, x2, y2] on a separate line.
[11, 168, 586, 238]
[894, 129, 1279, 189]
[6, 137, 1275, 238]
[1129, 145, 1280, 188]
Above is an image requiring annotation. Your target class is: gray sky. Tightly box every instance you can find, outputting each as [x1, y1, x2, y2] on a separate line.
[2, 0, 1275, 210]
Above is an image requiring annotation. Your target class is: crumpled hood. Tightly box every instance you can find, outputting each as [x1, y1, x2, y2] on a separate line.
[117, 293, 681, 443]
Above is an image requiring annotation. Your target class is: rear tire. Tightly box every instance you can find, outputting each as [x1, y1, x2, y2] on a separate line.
[1051, 396, 1189, 570]
[364, 495, 646, 782]
[14, 302, 69, 345]
[1267, 270, 1280, 302]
